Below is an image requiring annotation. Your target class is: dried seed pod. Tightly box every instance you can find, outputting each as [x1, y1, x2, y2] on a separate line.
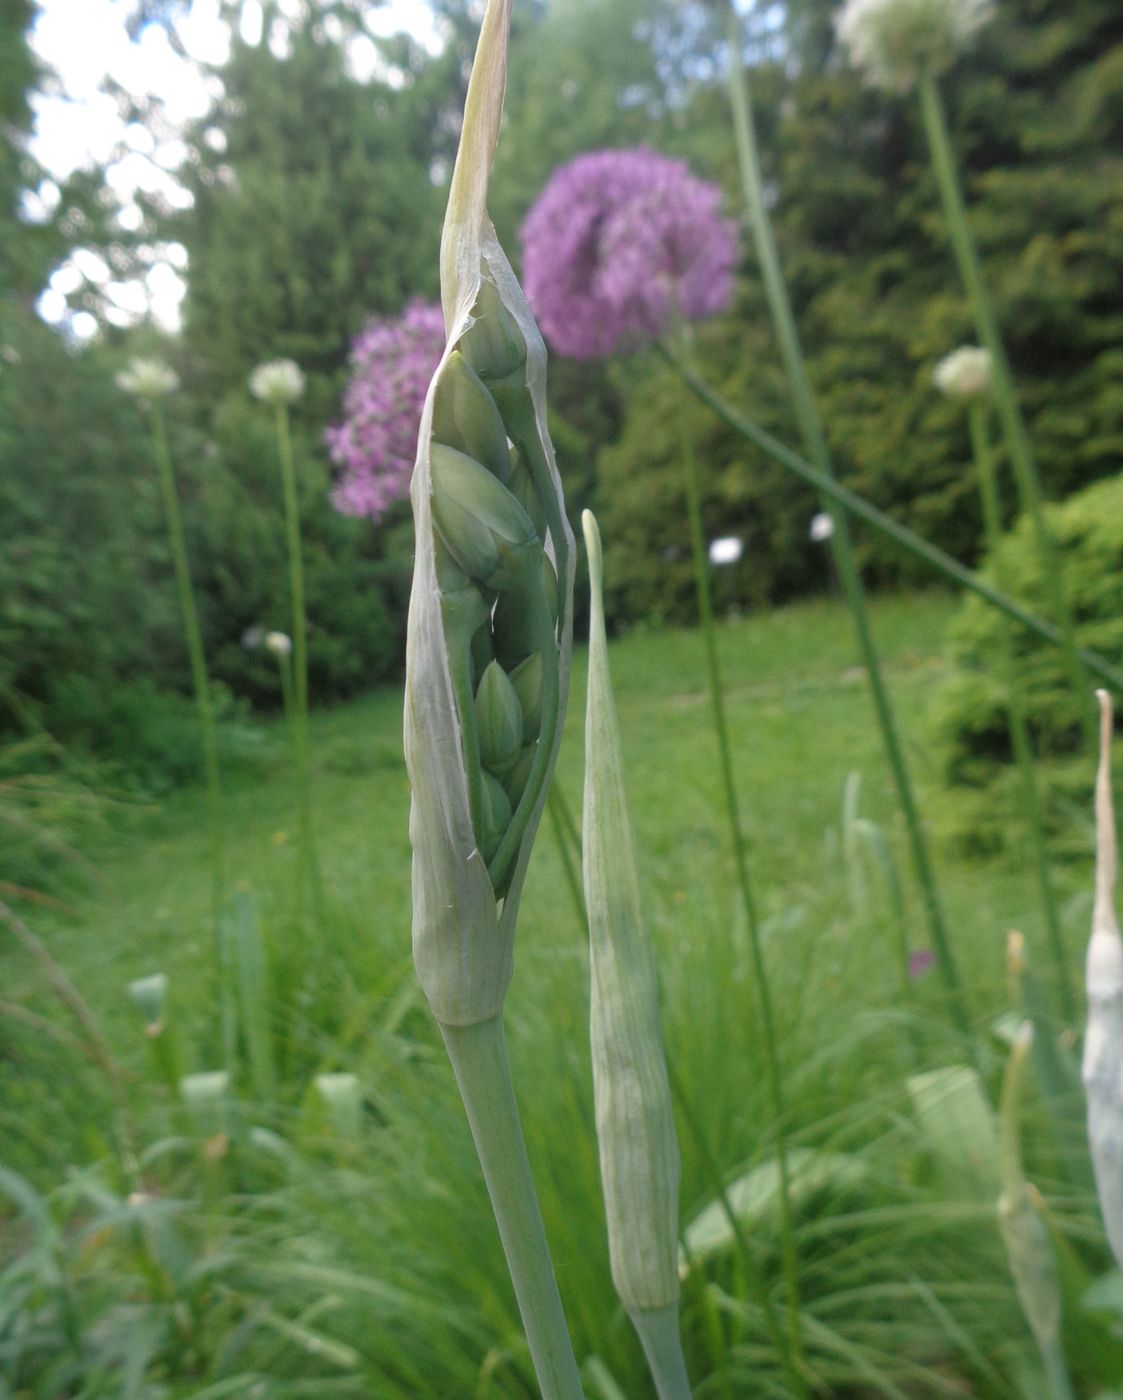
[405, 0, 573, 1027]
[1084, 690, 1123, 1271]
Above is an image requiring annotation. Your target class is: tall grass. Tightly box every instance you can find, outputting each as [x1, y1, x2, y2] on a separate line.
[5, 597, 1111, 1396]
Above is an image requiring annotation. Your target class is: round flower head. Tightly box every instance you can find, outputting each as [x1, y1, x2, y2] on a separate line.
[264, 630, 292, 657]
[520, 148, 738, 360]
[249, 358, 304, 406]
[326, 300, 445, 520]
[934, 344, 993, 401]
[116, 357, 179, 399]
[809, 511, 835, 542]
[835, 0, 994, 91]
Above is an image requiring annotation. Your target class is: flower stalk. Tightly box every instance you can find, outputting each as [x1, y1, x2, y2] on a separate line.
[148, 399, 235, 1075]
[667, 354, 1123, 692]
[967, 401, 1072, 1019]
[404, 2, 580, 1393]
[672, 320, 805, 1381]
[916, 68, 1093, 752]
[441, 1018, 584, 1400]
[723, 5, 969, 1037]
[273, 398, 317, 928]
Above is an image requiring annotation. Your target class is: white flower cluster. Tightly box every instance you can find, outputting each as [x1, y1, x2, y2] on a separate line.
[264, 631, 293, 658]
[249, 358, 305, 406]
[116, 357, 179, 399]
[836, 0, 995, 91]
[934, 345, 993, 401]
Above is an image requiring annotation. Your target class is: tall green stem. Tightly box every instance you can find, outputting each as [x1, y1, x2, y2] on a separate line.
[725, 12, 969, 1037]
[917, 70, 1093, 753]
[673, 328, 806, 1384]
[629, 1305, 691, 1400]
[149, 403, 234, 1073]
[274, 403, 316, 927]
[440, 1017, 585, 1400]
[968, 404, 1073, 1020]
[1041, 1336, 1075, 1400]
[665, 352, 1123, 692]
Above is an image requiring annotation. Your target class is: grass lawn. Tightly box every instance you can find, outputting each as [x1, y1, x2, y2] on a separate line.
[46, 588, 1089, 1037]
[3, 589, 1104, 1397]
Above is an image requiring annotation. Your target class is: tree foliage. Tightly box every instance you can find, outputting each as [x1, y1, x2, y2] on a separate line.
[593, 0, 1123, 622]
[3, 0, 1121, 780]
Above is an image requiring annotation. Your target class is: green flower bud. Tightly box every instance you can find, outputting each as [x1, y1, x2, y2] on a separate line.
[127, 972, 168, 1029]
[508, 447, 546, 537]
[475, 660, 523, 775]
[180, 1070, 230, 1138]
[314, 1072, 364, 1138]
[509, 653, 543, 741]
[432, 350, 511, 484]
[502, 742, 537, 808]
[480, 768, 512, 862]
[431, 442, 540, 590]
[493, 551, 558, 665]
[459, 277, 526, 382]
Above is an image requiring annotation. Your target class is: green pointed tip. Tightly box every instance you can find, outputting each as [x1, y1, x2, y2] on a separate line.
[432, 351, 512, 484]
[127, 972, 168, 1027]
[480, 768, 513, 861]
[476, 660, 523, 774]
[582, 509, 603, 597]
[508, 448, 546, 537]
[431, 442, 538, 589]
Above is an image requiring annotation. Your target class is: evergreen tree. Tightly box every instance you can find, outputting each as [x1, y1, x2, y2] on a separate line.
[593, 0, 1123, 620]
[167, 8, 456, 412]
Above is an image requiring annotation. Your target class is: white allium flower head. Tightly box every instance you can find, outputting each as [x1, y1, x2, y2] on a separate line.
[249, 358, 304, 405]
[934, 345, 993, 401]
[709, 535, 744, 565]
[265, 630, 293, 657]
[810, 512, 836, 542]
[116, 357, 179, 399]
[835, 0, 995, 91]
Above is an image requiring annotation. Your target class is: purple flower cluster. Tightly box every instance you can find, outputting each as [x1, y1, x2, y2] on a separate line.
[520, 147, 738, 361]
[326, 300, 446, 520]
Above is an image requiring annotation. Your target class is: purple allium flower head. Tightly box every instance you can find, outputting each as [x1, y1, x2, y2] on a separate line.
[520, 147, 738, 361]
[908, 948, 936, 980]
[326, 299, 446, 520]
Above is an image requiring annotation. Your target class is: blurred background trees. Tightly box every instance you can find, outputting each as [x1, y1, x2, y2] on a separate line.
[2, 0, 1121, 785]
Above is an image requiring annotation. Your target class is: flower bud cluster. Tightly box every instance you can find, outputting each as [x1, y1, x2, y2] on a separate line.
[835, 0, 994, 91]
[934, 345, 993, 402]
[116, 357, 179, 400]
[249, 358, 305, 406]
[428, 281, 559, 895]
